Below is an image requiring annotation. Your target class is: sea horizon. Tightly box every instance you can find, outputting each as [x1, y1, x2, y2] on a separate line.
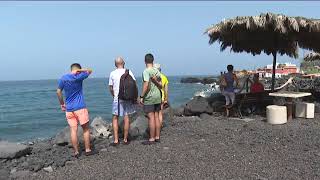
[0, 74, 219, 83]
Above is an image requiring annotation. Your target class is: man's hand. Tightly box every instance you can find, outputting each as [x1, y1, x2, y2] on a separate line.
[139, 97, 144, 105]
[60, 104, 66, 111]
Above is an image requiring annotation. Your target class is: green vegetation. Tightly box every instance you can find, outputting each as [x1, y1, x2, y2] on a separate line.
[300, 60, 320, 74]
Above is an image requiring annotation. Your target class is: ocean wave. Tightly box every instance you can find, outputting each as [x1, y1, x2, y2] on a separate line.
[194, 83, 220, 97]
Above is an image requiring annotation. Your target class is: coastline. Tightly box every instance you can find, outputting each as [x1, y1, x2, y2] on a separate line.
[1, 92, 320, 179]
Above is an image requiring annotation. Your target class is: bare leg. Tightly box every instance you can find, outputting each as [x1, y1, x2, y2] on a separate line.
[81, 122, 91, 152]
[155, 111, 161, 140]
[70, 125, 79, 155]
[112, 115, 119, 143]
[159, 104, 163, 128]
[147, 112, 156, 141]
[123, 115, 130, 142]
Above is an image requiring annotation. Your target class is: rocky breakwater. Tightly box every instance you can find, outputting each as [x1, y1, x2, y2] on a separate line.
[173, 93, 225, 117]
[180, 76, 218, 85]
[0, 107, 175, 179]
[0, 117, 113, 179]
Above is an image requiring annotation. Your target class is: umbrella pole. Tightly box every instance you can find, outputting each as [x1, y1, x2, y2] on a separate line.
[271, 52, 277, 92]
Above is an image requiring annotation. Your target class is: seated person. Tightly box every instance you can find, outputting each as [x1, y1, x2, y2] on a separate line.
[249, 74, 265, 113]
[250, 74, 264, 93]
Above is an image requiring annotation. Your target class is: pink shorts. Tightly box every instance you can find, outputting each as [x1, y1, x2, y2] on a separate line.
[66, 108, 89, 127]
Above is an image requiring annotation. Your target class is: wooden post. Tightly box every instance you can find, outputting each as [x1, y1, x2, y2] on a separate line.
[271, 52, 277, 92]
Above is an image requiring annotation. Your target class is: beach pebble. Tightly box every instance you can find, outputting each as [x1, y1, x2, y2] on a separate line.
[100, 148, 108, 152]
[10, 168, 17, 174]
[10, 170, 31, 179]
[0, 169, 9, 179]
[65, 161, 75, 166]
[43, 166, 53, 173]
[163, 147, 169, 150]
[28, 142, 34, 146]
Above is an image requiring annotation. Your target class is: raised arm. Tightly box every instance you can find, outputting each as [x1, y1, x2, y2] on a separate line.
[77, 68, 93, 74]
[56, 88, 66, 111]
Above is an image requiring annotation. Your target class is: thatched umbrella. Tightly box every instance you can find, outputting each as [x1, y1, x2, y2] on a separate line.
[303, 52, 320, 61]
[205, 12, 320, 91]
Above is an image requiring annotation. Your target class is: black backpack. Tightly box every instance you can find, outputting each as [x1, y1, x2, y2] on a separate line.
[118, 69, 138, 103]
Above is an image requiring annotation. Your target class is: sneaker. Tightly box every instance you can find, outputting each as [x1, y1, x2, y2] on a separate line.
[155, 139, 161, 143]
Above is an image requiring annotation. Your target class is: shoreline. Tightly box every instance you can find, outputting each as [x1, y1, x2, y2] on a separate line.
[1, 93, 320, 179]
[2, 109, 320, 179]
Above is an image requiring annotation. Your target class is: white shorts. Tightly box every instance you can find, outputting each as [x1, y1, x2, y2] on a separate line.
[222, 91, 235, 105]
[112, 100, 136, 117]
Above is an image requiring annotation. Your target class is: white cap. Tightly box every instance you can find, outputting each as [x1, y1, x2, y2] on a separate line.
[154, 63, 161, 70]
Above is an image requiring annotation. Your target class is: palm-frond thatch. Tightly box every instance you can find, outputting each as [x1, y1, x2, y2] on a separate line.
[205, 12, 320, 90]
[303, 52, 320, 62]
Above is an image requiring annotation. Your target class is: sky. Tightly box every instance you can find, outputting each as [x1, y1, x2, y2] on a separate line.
[0, 1, 319, 81]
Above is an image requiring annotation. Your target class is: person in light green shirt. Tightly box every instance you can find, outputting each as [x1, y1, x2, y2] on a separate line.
[142, 68, 162, 105]
[139, 53, 162, 145]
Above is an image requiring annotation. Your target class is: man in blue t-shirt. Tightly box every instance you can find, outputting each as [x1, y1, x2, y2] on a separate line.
[57, 63, 96, 157]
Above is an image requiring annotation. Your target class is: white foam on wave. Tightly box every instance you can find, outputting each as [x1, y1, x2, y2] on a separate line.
[194, 83, 220, 97]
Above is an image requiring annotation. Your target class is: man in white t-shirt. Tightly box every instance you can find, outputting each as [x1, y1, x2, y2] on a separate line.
[108, 57, 136, 146]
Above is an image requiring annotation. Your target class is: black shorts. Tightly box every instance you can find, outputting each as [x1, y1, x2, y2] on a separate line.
[143, 104, 161, 114]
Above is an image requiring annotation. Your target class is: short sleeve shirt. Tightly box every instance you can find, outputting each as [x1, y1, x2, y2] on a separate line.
[108, 69, 136, 102]
[58, 72, 90, 112]
[251, 82, 264, 93]
[142, 67, 162, 105]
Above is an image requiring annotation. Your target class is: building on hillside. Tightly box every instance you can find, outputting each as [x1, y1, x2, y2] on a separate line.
[254, 63, 300, 78]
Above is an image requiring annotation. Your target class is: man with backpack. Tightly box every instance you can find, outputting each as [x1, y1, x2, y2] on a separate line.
[139, 54, 163, 145]
[108, 57, 138, 146]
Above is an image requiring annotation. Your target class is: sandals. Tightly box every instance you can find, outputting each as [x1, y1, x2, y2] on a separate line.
[73, 153, 80, 159]
[85, 150, 98, 156]
[123, 140, 130, 145]
[141, 141, 156, 145]
[109, 142, 120, 147]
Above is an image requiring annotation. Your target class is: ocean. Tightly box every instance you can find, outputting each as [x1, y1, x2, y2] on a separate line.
[0, 76, 213, 142]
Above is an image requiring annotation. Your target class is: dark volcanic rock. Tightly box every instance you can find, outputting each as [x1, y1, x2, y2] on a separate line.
[0, 141, 32, 159]
[202, 77, 217, 84]
[52, 126, 95, 146]
[128, 115, 149, 139]
[180, 77, 217, 85]
[184, 96, 213, 116]
[173, 106, 185, 117]
[180, 77, 202, 84]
